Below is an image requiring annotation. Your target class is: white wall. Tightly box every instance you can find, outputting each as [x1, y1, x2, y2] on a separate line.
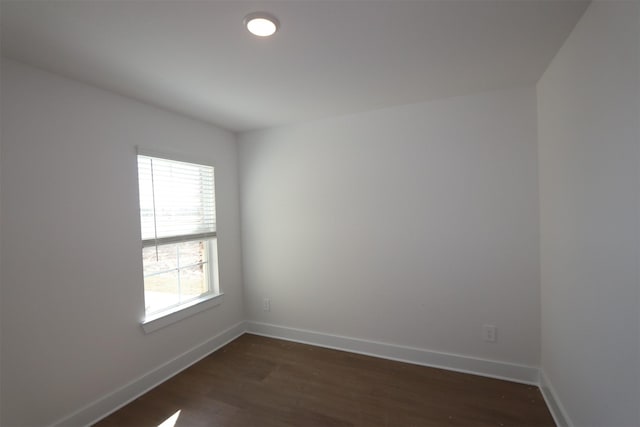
[239, 87, 540, 366]
[0, 59, 244, 426]
[0, 54, 4, 424]
[537, 1, 640, 426]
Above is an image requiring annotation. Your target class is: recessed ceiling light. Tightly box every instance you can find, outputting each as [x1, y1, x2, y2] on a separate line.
[244, 12, 279, 37]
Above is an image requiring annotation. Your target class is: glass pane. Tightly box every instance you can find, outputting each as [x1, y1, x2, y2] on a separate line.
[144, 270, 179, 314]
[177, 240, 207, 267]
[178, 264, 209, 300]
[143, 244, 178, 276]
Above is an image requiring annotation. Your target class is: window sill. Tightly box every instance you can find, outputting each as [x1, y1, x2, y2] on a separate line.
[141, 293, 224, 334]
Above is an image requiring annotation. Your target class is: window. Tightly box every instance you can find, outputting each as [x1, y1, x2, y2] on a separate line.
[137, 151, 221, 331]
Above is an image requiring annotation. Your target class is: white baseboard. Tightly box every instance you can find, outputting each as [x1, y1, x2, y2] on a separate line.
[246, 321, 539, 385]
[539, 370, 573, 427]
[51, 321, 247, 427]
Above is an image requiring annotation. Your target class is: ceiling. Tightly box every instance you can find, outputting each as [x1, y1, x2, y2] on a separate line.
[1, 0, 589, 133]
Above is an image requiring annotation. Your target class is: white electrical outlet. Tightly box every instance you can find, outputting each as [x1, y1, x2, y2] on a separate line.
[263, 298, 271, 312]
[483, 324, 497, 342]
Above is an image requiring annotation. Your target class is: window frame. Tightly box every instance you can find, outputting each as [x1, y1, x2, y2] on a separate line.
[136, 148, 223, 333]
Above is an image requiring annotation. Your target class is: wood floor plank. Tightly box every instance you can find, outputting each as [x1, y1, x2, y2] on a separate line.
[94, 334, 555, 427]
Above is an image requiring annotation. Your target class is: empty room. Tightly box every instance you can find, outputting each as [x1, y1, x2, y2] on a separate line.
[1, 0, 638, 426]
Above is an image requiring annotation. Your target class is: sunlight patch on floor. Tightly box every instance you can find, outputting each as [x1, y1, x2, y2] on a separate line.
[157, 410, 181, 427]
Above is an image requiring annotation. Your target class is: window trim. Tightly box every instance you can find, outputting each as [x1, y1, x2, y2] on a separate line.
[136, 147, 223, 333]
[137, 147, 214, 170]
[141, 292, 224, 334]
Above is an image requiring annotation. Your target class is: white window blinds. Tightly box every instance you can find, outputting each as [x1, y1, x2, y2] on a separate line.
[137, 154, 216, 247]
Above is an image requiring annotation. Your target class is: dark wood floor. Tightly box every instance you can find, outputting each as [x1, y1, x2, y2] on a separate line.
[95, 334, 554, 426]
